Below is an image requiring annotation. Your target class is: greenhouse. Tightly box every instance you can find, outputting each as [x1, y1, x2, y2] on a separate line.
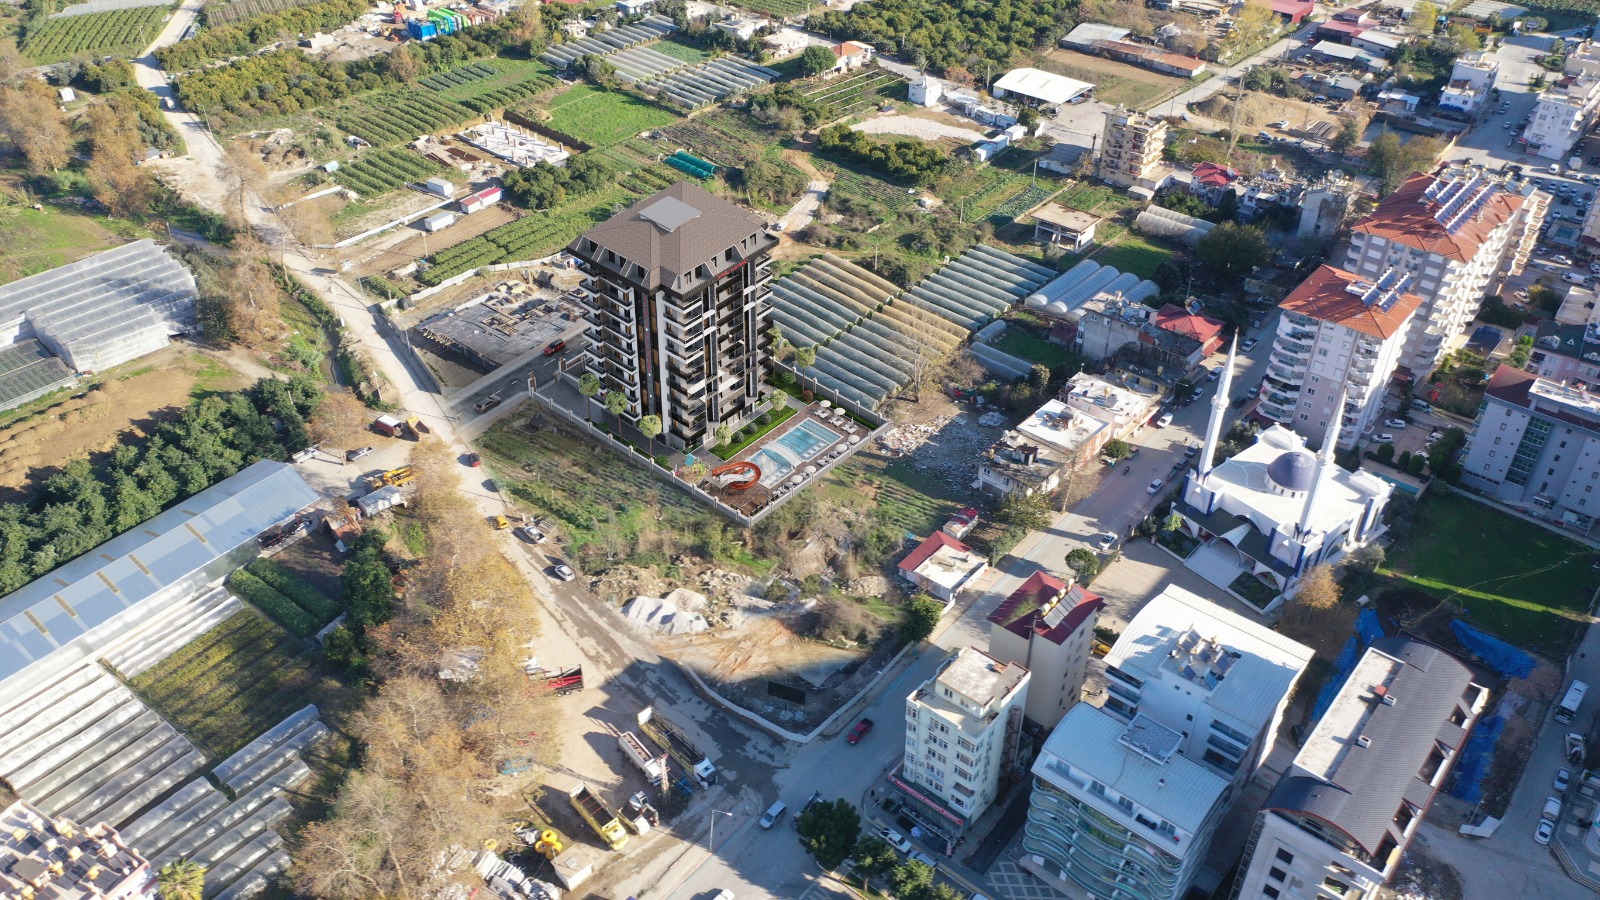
[1133, 204, 1216, 247]
[904, 245, 1056, 332]
[0, 340, 75, 412]
[604, 45, 690, 84]
[538, 16, 677, 69]
[1025, 260, 1161, 320]
[646, 57, 780, 109]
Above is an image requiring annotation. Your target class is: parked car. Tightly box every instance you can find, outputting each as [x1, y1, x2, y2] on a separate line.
[346, 446, 374, 461]
[710, 891, 735, 900]
[1241, 338, 1258, 352]
[1543, 796, 1563, 820]
[846, 718, 874, 744]
[1411, 399, 1433, 412]
[543, 339, 567, 356]
[878, 829, 913, 854]
[1555, 767, 1572, 792]
[1147, 479, 1164, 494]
[1156, 412, 1174, 427]
[490, 515, 510, 530]
[909, 850, 938, 867]
[1207, 368, 1222, 381]
[550, 562, 576, 581]
[1555, 254, 1575, 265]
[1371, 434, 1394, 444]
[516, 525, 547, 544]
[465, 452, 481, 467]
[1097, 532, 1117, 552]
[1565, 272, 1589, 285]
[792, 790, 823, 826]
[1385, 418, 1408, 429]
[474, 394, 502, 413]
[758, 801, 787, 829]
[1535, 818, 1555, 845]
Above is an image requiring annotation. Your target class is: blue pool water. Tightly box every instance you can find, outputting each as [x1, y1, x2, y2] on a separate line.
[748, 419, 841, 487]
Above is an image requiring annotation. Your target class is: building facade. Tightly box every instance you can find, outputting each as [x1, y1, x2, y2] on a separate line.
[1524, 74, 1600, 160]
[977, 431, 1071, 499]
[986, 571, 1103, 727]
[1439, 49, 1497, 116]
[0, 801, 153, 900]
[1099, 107, 1169, 188]
[1258, 265, 1422, 449]
[1460, 366, 1600, 525]
[1232, 639, 1488, 900]
[898, 648, 1030, 836]
[1343, 166, 1544, 374]
[569, 182, 778, 450]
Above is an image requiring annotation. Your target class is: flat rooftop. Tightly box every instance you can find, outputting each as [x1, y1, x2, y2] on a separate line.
[937, 647, 1029, 710]
[1017, 399, 1107, 453]
[416, 287, 578, 370]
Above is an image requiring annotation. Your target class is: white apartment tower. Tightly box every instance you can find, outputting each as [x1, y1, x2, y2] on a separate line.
[1524, 73, 1600, 160]
[897, 648, 1029, 838]
[1259, 265, 1423, 449]
[1099, 107, 1169, 188]
[1343, 165, 1544, 374]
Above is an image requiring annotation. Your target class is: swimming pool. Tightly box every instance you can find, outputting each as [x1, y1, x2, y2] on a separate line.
[747, 419, 841, 487]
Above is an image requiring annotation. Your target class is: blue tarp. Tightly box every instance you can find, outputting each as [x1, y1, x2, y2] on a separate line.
[1309, 609, 1387, 724]
[1356, 607, 1383, 646]
[1450, 621, 1534, 679]
[1447, 714, 1505, 803]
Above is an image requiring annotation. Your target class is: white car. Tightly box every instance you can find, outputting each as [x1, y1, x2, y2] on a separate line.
[1555, 254, 1575, 266]
[516, 525, 547, 544]
[1372, 434, 1394, 444]
[1097, 532, 1117, 552]
[1535, 818, 1555, 845]
[909, 850, 938, 867]
[1241, 338, 1259, 352]
[1385, 418, 1408, 429]
[1147, 479, 1164, 494]
[1156, 412, 1174, 427]
[878, 828, 913, 854]
[1590, 262, 1600, 275]
[1555, 767, 1572, 792]
[551, 562, 576, 581]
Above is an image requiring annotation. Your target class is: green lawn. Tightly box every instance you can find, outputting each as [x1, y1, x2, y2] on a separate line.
[1092, 230, 1173, 279]
[0, 202, 126, 286]
[990, 327, 1078, 370]
[1380, 491, 1598, 656]
[649, 39, 709, 64]
[546, 89, 682, 147]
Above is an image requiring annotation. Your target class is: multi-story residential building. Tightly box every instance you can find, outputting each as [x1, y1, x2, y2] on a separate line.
[1523, 73, 1600, 160]
[977, 431, 1072, 499]
[1099, 107, 1169, 188]
[1259, 265, 1423, 449]
[1232, 639, 1488, 900]
[1075, 292, 1219, 368]
[1344, 165, 1544, 374]
[1526, 320, 1600, 381]
[1460, 366, 1600, 523]
[894, 648, 1030, 840]
[568, 182, 778, 450]
[1439, 49, 1498, 116]
[1020, 585, 1312, 900]
[0, 800, 153, 900]
[986, 571, 1103, 727]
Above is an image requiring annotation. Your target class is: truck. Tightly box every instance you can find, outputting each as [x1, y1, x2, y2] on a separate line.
[618, 731, 667, 782]
[405, 416, 431, 439]
[366, 467, 417, 489]
[373, 414, 405, 437]
[533, 665, 583, 696]
[568, 783, 628, 851]
[637, 706, 717, 788]
[1555, 680, 1588, 724]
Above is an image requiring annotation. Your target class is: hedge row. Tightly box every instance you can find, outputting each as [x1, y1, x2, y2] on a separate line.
[228, 569, 317, 636]
[245, 558, 342, 623]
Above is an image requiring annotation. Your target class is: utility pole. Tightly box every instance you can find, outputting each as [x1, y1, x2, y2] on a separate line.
[1226, 69, 1248, 163]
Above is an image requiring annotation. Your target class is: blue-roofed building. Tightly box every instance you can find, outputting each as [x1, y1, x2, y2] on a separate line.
[0, 460, 318, 700]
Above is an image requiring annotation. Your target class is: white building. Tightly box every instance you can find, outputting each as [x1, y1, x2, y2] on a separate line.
[896, 648, 1030, 837]
[1523, 73, 1600, 160]
[1344, 165, 1544, 374]
[908, 74, 944, 107]
[897, 531, 988, 602]
[761, 27, 810, 57]
[1440, 49, 1498, 115]
[1259, 265, 1423, 449]
[0, 800, 154, 900]
[986, 571, 1103, 727]
[993, 67, 1095, 107]
[1020, 585, 1312, 900]
[1178, 343, 1393, 609]
[977, 430, 1072, 498]
[1234, 639, 1488, 900]
[1460, 366, 1600, 522]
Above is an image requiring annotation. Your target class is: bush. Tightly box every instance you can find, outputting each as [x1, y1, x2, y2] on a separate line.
[1407, 454, 1428, 477]
[760, 411, 773, 425]
[228, 569, 317, 636]
[1376, 443, 1395, 463]
[802, 389, 814, 402]
[245, 558, 342, 624]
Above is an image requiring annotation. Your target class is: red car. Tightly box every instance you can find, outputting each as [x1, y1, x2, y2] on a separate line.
[543, 339, 567, 356]
[846, 718, 874, 744]
[465, 453, 481, 467]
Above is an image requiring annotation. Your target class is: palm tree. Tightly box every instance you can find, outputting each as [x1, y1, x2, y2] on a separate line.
[577, 372, 601, 424]
[157, 859, 207, 900]
[794, 345, 817, 395]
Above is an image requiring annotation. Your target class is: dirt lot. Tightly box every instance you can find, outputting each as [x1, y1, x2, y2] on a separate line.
[348, 204, 520, 278]
[1195, 91, 1342, 137]
[1040, 49, 1190, 109]
[0, 346, 252, 502]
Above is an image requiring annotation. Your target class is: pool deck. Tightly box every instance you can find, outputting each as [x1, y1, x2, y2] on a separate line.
[700, 401, 869, 514]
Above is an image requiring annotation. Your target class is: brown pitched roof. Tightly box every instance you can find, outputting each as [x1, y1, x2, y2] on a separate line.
[1351, 170, 1527, 262]
[570, 181, 775, 292]
[987, 571, 1103, 646]
[1280, 265, 1423, 339]
[898, 531, 973, 574]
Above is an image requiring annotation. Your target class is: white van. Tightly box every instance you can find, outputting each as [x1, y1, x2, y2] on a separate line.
[758, 800, 786, 829]
[1543, 796, 1563, 820]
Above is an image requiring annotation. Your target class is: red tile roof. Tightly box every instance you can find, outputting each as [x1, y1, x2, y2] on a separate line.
[835, 41, 871, 58]
[1191, 162, 1239, 187]
[1280, 265, 1423, 340]
[987, 571, 1103, 646]
[1270, 0, 1315, 21]
[898, 531, 973, 574]
[1351, 170, 1527, 262]
[1155, 303, 1226, 346]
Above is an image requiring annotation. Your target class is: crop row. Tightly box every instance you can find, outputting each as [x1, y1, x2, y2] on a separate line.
[990, 185, 1055, 223]
[421, 193, 619, 285]
[334, 148, 441, 196]
[334, 91, 477, 147]
[823, 165, 916, 210]
[205, 0, 319, 26]
[228, 568, 319, 636]
[137, 616, 293, 708]
[725, 0, 815, 16]
[245, 558, 342, 623]
[619, 165, 677, 195]
[131, 610, 278, 693]
[22, 5, 170, 64]
[420, 61, 500, 91]
[457, 75, 560, 113]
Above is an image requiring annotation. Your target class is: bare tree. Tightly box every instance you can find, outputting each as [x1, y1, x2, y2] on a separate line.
[0, 81, 72, 174]
[307, 388, 371, 459]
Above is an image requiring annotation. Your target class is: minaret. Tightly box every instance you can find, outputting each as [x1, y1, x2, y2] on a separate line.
[1197, 335, 1238, 480]
[1298, 385, 1348, 538]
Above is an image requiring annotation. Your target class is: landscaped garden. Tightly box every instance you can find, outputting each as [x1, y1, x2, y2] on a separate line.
[1379, 491, 1598, 657]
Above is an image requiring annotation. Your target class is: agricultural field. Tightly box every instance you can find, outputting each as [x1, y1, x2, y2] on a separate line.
[204, 0, 319, 26]
[1038, 49, 1188, 110]
[129, 608, 337, 758]
[21, 4, 172, 64]
[649, 39, 709, 64]
[989, 185, 1057, 226]
[801, 69, 909, 118]
[332, 148, 448, 198]
[543, 87, 683, 149]
[660, 111, 772, 166]
[726, 0, 818, 16]
[331, 90, 478, 147]
[419, 188, 630, 285]
[227, 557, 342, 637]
[814, 158, 919, 210]
[420, 58, 560, 113]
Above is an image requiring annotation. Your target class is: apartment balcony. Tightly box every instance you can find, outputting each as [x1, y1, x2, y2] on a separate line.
[1259, 396, 1295, 421]
[1266, 364, 1303, 386]
[1270, 347, 1310, 371]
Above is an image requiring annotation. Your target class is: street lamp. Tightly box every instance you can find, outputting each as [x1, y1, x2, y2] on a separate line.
[708, 808, 734, 853]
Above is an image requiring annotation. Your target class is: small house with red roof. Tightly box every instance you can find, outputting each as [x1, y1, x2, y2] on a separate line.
[1268, 0, 1314, 23]
[986, 571, 1104, 726]
[1188, 162, 1239, 204]
[1153, 304, 1226, 359]
[831, 41, 875, 74]
[898, 531, 988, 602]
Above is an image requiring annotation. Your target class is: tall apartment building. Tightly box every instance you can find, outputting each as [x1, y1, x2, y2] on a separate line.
[1523, 73, 1600, 160]
[1344, 165, 1544, 374]
[1019, 586, 1313, 900]
[1259, 265, 1422, 449]
[894, 648, 1030, 840]
[1098, 107, 1168, 188]
[0, 800, 153, 900]
[1232, 639, 1487, 900]
[985, 571, 1103, 727]
[568, 182, 778, 450]
[1460, 366, 1600, 522]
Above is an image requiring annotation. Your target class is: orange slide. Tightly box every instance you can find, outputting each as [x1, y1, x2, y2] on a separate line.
[709, 461, 761, 491]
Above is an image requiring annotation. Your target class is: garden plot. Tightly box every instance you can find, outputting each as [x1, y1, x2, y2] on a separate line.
[605, 45, 691, 84]
[659, 111, 771, 166]
[801, 68, 907, 118]
[332, 147, 448, 198]
[646, 57, 780, 109]
[331, 90, 478, 148]
[539, 15, 675, 69]
[203, 0, 319, 25]
[420, 59, 560, 113]
[21, 3, 172, 63]
[544, 88, 683, 148]
[851, 115, 985, 144]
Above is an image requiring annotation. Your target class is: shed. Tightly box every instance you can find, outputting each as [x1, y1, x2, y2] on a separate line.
[992, 68, 1095, 106]
[1061, 23, 1131, 50]
[460, 185, 503, 214]
[421, 211, 457, 232]
[423, 176, 456, 198]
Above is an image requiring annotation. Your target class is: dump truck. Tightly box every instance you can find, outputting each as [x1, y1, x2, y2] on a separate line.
[625, 791, 660, 831]
[637, 706, 717, 788]
[619, 731, 667, 782]
[568, 783, 628, 851]
[405, 416, 431, 439]
[366, 467, 417, 490]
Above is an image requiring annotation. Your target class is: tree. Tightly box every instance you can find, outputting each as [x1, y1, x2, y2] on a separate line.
[1195, 222, 1272, 285]
[307, 388, 371, 459]
[1065, 548, 1101, 580]
[638, 414, 662, 457]
[577, 372, 601, 423]
[891, 861, 936, 900]
[714, 422, 734, 449]
[344, 537, 395, 629]
[603, 390, 628, 426]
[1298, 563, 1341, 610]
[998, 491, 1053, 530]
[1508, 334, 1534, 369]
[853, 836, 899, 894]
[1330, 111, 1367, 154]
[156, 859, 207, 900]
[1017, 106, 1040, 131]
[1221, 0, 1277, 59]
[796, 799, 861, 870]
[766, 323, 791, 361]
[1366, 131, 1444, 197]
[1278, 563, 1353, 661]
[900, 593, 943, 644]
[1411, 0, 1439, 32]
[0, 80, 72, 174]
[1376, 442, 1395, 463]
[801, 45, 836, 77]
[794, 345, 817, 394]
[1103, 439, 1131, 460]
